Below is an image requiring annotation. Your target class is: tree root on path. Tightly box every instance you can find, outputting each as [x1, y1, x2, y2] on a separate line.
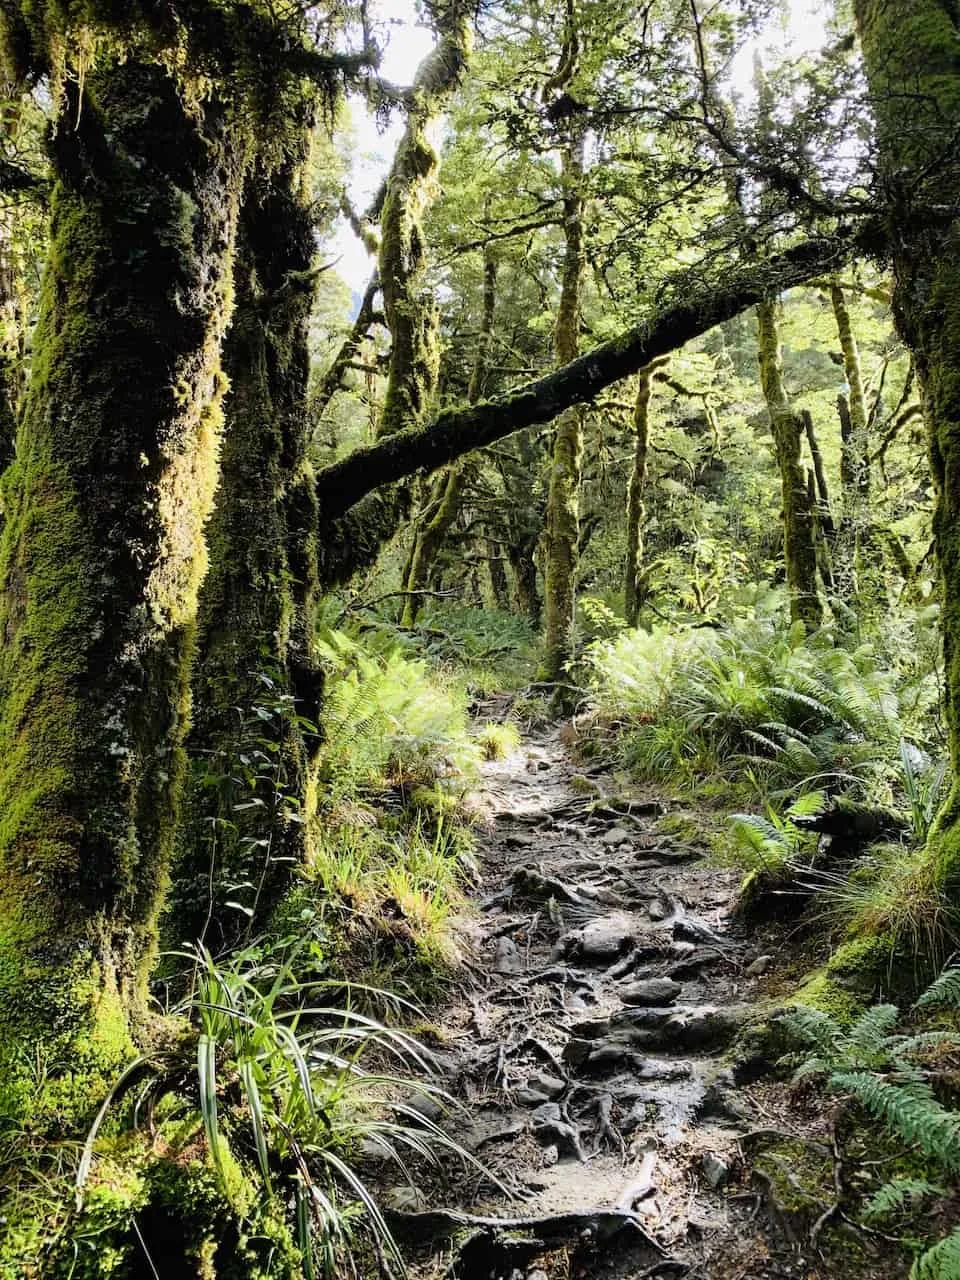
[386, 1203, 681, 1278]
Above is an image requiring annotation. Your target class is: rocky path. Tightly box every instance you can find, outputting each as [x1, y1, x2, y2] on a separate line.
[386, 724, 896, 1280]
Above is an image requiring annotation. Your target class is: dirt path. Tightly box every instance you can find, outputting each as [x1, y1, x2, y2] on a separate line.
[381, 722, 902, 1280]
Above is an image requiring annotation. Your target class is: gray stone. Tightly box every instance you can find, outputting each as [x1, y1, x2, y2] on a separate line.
[528, 1071, 566, 1098]
[494, 936, 524, 974]
[601, 825, 632, 846]
[701, 1153, 730, 1188]
[403, 1091, 445, 1124]
[541, 1143, 559, 1167]
[621, 977, 682, 1006]
[646, 898, 668, 922]
[673, 917, 724, 946]
[531, 1101, 562, 1124]
[385, 1184, 429, 1212]
[578, 914, 636, 961]
[746, 954, 774, 976]
[667, 949, 723, 980]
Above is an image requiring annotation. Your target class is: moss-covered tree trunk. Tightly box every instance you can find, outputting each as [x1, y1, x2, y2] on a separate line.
[402, 247, 496, 626]
[541, 124, 586, 681]
[172, 153, 322, 951]
[624, 362, 661, 627]
[757, 299, 823, 629]
[0, 61, 244, 1100]
[854, 0, 960, 899]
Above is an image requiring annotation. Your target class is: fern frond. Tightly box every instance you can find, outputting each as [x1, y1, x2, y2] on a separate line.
[781, 1006, 842, 1060]
[830, 1072, 960, 1173]
[915, 966, 960, 1011]
[863, 1178, 944, 1222]
[912, 1227, 960, 1280]
[844, 1004, 900, 1065]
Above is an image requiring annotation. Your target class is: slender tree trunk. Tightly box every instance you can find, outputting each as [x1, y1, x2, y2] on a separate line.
[402, 246, 496, 625]
[802, 409, 836, 591]
[172, 152, 322, 952]
[830, 280, 878, 607]
[541, 124, 586, 681]
[0, 62, 244, 1101]
[624, 362, 661, 626]
[854, 0, 960, 900]
[756, 300, 823, 629]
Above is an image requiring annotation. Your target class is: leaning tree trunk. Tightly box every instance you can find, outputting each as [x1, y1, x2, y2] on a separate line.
[624, 362, 661, 627]
[854, 0, 960, 901]
[541, 124, 587, 682]
[756, 299, 823, 629]
[0, 61, 243, 1104]
[171, 154, 323, 953]
[401, 246, 496, 626]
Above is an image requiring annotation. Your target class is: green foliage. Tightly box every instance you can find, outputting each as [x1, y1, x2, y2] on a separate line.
[784, 967, 960, 1272]
[584, 609, 900, 798]
[79, 942, 485, 1277]
[316, 625, 480, 799]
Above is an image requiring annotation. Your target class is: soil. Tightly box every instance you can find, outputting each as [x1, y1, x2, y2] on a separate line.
[374, 718, 911, 1280]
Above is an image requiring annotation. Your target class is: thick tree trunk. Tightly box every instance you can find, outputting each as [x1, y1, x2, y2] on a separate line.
[854, 0, 960, 898]
[171, 155, 322, 952]
[541, 126, 586, 682]
[624, 362, 661, 626]
[756, 299, 823, 629]
[0, 62, 243, 1101]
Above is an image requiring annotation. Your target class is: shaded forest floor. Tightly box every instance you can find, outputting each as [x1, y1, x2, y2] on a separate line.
[370, 702, 910, 1280]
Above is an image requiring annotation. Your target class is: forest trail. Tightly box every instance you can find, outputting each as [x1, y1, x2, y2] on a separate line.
[386, 714, 897, 1280]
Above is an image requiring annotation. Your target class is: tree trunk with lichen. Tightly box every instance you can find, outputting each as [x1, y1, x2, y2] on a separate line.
[624, 363, 659, 627]
[170, 154, 323, 953]
[402, 247, 496, 626]
[854, 0, 960, 903]
[0, 62, 244, 1109]
[756, 299, 823, 629]
[540, 125, 586, 682]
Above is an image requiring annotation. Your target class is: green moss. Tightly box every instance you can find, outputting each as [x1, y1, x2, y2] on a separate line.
[0, 56, 246, 1114]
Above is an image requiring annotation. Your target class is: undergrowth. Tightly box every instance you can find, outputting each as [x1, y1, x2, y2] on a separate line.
[783, 966, 960, 1277]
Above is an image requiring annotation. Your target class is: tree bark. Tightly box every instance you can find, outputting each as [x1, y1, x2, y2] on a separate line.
[171, 152, 323, 953]
[624, 362, 662, 626]
[401, 246, 496, 625]
[756, 299, 823, 629]
[830, 280, 876, 606]
[541, 123, 586, 682]
[854, 0, 960, 901]
[0, 61, 244, 1101]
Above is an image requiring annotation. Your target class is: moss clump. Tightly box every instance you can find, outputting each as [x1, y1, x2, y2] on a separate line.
[0, 1120, 298, 1280]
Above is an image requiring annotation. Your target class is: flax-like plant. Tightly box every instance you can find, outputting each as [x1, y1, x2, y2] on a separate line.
[80, 942, 491, 1277]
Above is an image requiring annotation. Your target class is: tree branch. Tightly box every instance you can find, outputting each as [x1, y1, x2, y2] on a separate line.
[315, 228, 874, 519]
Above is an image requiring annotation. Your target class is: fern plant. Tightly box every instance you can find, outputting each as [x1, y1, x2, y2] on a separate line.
[783, 966, 960, 1276]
